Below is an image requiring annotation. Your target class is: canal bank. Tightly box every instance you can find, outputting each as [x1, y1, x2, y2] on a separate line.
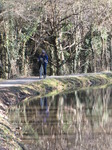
[1, 72, 112, 149]
[1, 72, 112, 104]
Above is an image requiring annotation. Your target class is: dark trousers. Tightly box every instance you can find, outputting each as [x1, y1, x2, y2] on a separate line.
[39, 62, 47, 75]
[43, 63, 47, 75]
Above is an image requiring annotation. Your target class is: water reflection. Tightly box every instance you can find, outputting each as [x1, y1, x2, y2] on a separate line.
[40, 97, 49, 123]
[8, 85, 112, 150]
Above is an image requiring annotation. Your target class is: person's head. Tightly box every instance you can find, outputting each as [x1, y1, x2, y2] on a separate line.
[42, 50, 46, 56]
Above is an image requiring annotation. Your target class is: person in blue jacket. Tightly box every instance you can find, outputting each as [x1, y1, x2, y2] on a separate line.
[38, 50, 48, 78]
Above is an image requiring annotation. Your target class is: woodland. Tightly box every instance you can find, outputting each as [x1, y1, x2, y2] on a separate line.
[0, 0, 112, 78]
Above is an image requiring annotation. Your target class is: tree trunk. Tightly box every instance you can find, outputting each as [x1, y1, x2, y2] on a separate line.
[108, 33, 112, 70]
[21, 42, 26, 76]
[52, 36, 60, 75]
[5, 22, 11, 79]
[50, 48, 55, 75]
[56, 32, 66, 75]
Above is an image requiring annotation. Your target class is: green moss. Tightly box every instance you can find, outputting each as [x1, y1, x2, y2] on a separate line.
[1, 72, 112, 106]
[1, 72, 112, 149]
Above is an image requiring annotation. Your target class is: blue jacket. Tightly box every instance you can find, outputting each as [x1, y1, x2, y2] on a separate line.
[38, 54, 48, 65]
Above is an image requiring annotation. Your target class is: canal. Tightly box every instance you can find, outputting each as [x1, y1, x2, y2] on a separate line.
[8, 85, 112, 150]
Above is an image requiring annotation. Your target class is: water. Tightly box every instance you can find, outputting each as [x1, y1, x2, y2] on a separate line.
[8, 85, 112, 150]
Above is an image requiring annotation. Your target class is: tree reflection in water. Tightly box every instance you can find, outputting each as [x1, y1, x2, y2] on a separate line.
[8, 86, 112, 150]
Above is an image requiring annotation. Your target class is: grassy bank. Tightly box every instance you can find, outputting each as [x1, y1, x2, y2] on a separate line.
[1, 72, 112, 104]
[0, 72, 112, 149]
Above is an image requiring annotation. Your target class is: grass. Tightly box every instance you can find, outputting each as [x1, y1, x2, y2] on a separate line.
[4, 72, 112, 103]
[0, 72, 112, 106]
[1, 72, 112, 150]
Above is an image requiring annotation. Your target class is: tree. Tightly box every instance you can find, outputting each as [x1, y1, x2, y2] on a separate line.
[0, 0, 112, 78]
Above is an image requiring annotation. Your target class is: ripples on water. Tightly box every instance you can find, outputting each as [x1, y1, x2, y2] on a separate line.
[8, 85, 112, 150]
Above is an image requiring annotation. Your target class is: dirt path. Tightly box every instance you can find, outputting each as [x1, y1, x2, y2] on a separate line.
[0, 72, 110, 88]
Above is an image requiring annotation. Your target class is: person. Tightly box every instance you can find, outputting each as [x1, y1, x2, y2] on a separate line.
[38, 50, 48, 79]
